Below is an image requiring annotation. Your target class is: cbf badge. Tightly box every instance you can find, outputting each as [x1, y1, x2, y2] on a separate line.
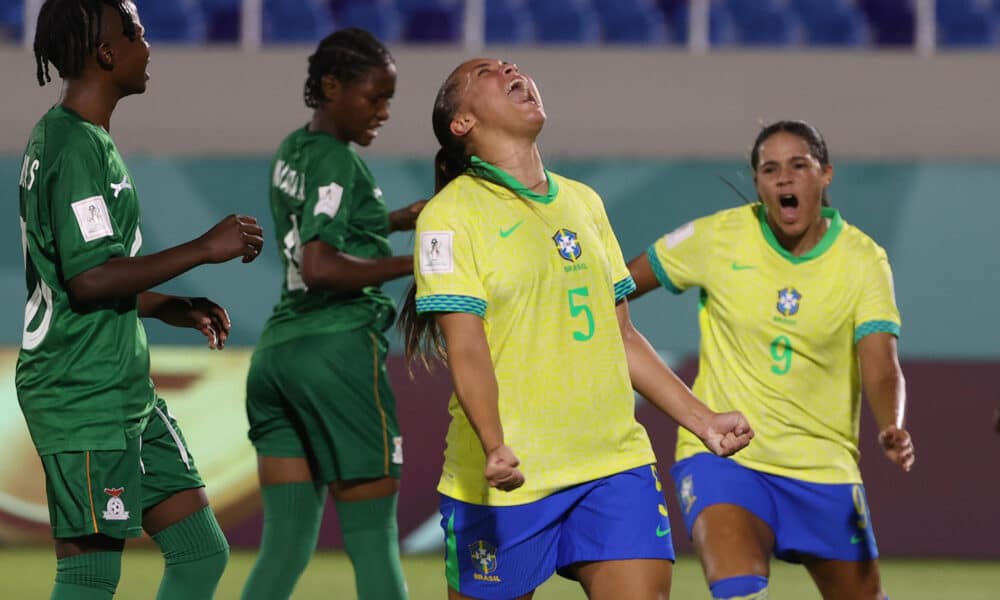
[468, 540, 501, 582]
[102, 487, 130, 521]
[776, 287, 802, 316]
[552, 228, 582, 262]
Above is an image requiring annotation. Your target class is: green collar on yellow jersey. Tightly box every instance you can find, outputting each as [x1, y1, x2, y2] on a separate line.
[758, 205, 844, 264]
[467, 155, 559, 204]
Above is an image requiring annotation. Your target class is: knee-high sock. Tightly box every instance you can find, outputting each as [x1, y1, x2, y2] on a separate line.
[51, 551, 122, 600]
[152, 506, 230, 600]
[241, 481, 326, 600]
[336, 493, 407, 600]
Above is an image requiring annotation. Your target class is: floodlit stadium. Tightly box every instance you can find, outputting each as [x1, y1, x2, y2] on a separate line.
[2, 1, 999, 598]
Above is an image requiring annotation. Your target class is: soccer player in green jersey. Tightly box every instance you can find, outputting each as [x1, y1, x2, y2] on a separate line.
[628, 120, 916, 600]
[18, 2, 265, 599]
[241, 28, 424, 600]
[398, 58, 753, 600]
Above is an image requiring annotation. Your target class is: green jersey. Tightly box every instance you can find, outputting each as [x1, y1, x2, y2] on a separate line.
[16, 106, 155, 455]
[257, 126, 395, 349]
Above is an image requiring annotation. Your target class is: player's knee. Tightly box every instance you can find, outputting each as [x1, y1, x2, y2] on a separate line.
[709, 574, 770, 600]
[54, 551, 123, 595]
[154, 506, 230, 570]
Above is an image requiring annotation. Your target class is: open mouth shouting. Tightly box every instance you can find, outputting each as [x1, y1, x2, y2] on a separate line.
[506, 77, 538, 105]
[777, 193, 800, 222]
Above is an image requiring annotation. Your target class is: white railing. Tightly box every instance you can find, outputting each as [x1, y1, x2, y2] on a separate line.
[18, 0, 939, 55]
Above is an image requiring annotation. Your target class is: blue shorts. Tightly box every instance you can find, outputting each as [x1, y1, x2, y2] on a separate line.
[440, 464, 675, 599]
[670, 453, 878, 563]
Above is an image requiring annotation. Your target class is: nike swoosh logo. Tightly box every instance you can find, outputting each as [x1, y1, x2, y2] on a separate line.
[731, 263, 754, 271]
[850, 534, 863, 544]
[655, 526, 671, 538]
[499, 220, 524, 238]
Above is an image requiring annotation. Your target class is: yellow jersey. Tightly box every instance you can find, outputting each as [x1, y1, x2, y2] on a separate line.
[415, 160, 655, 506]
[648, 204, 900, 484]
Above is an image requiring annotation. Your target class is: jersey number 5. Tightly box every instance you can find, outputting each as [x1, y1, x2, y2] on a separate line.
[770, 335, 793, 375]
[567, 287, 595, 342]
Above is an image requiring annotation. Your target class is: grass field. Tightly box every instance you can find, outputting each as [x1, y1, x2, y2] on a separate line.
[1, 549, 997, 598]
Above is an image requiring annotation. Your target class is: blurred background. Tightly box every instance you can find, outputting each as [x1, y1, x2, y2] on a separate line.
[1, 0, 999, 597]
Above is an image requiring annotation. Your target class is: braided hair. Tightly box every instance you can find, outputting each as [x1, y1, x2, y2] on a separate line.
[34, 0, 136, 86]
[303, 27, 394, 108]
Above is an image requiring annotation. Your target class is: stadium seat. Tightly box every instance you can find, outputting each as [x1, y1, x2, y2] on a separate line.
[0, 0, 22, 42]
[134, 0, 207, 43]
[793, 1, 870, 46]
[338, 2, 403, 42]
[403, 5, 463, 42]
[533, 4, 601, 44]
[485, 5, 536, 44]
[671, 1, 738, 46]
[938, 12, 1000, 46]
[857, 0, 915, 45]
[601, 7, 670, 44]
[263, 0, 335, 43]
[726, 4, 802, 46]
[201, 0, 240, 42]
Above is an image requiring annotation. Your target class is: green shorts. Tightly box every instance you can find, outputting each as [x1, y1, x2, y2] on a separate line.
[40, 397, 204, 539]
[246, 328, 402, 483]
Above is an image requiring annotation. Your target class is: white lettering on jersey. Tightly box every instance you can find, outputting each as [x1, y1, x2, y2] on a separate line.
[665, 221, 695, 249]
[273, 159, 305, 201]
[315, 182, 344, 218]
[420, 231, 454, 274]
[71, 196, 114, 242]
[392, 436, 403, 465]
[110, 173, 132, 198]
[18, 155, 40, 191]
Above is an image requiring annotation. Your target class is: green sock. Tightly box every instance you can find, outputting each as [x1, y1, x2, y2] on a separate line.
[241, 481, 327, 600]
[337, 493, 408, 600]
[152, 506, 230, 600]
[51, 551, 121, 600]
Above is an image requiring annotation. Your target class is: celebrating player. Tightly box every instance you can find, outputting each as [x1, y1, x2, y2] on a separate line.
[241, 28, 424, 600]
[398, 58, 753, 600]
[19, 2, 264, 599]
[628, 120, 915, 600]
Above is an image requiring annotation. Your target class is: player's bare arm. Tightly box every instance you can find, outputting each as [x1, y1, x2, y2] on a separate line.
[139, 292, 231, 350]
[299, 240, 413, 292]
[625, 251, 659, 301]
[858, 332, 915, 472]
[66, 214, 262, 304]
[436, 312, 524, 492]
[388, 199, 428, 231]
[616, 299, 754, 457]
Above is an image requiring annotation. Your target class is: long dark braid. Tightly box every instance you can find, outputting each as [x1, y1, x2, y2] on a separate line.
[34, 0, 136, 86]
[303, 27, 394, 108]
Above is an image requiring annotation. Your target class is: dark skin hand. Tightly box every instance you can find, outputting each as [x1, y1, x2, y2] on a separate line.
[139, 292, 231, 349]
[67, 214, 263, 305]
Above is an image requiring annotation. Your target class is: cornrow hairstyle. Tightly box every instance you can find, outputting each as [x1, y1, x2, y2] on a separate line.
[750, 119, 832, 206]
[34, 0, 136, 86]
[304, 27, 394, 108]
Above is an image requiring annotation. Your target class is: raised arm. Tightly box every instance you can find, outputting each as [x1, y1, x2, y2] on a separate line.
[858, 332, 915, 472]
[616, 299, 753, 457]
[67, 214, 263, 304]
[436, 312, 524, 492]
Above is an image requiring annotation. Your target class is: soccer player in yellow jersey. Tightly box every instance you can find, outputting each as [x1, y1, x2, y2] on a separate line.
[628, 120, 916, 600]
[398, 58, 754, 600]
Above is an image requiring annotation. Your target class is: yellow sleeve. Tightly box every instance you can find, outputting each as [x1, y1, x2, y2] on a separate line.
[414, 195, 487, 317]
[590, 188, 635, 302]
[854, 245, 901, 343]
[647, 214, 713, 294]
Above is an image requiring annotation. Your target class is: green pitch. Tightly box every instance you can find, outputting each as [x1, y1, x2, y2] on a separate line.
[2, 548, 997, 598]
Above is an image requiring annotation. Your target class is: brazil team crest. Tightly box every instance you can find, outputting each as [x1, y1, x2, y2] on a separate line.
[468, 540, 500, 582]
[776, 287, 802, 316]
[552, 228, 582, 262]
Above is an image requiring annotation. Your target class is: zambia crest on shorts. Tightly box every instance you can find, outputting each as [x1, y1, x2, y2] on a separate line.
[102, 487, 130, 521]
[776, 287, 802, 316]
[552, 228, 582, 263]
[469, 540, 498, 576]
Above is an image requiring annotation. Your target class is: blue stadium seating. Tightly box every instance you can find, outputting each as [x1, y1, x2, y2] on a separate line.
[671, 1, 738, 45]
[793, 0, 870, 46]
[485, 4, 536, 44]
[338, 2, 403, 42]
[201, 0, 240, 42]
[263, 0, 335, 43]
[134, 0, 206, 43]
[602, 7, 670, 43]
[403, 5, 463, 42]
[533, 3, 602, 44]
[858, 0, 915, 45]
[0, 0, 22, 41]
[732, 7, 801, 46]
